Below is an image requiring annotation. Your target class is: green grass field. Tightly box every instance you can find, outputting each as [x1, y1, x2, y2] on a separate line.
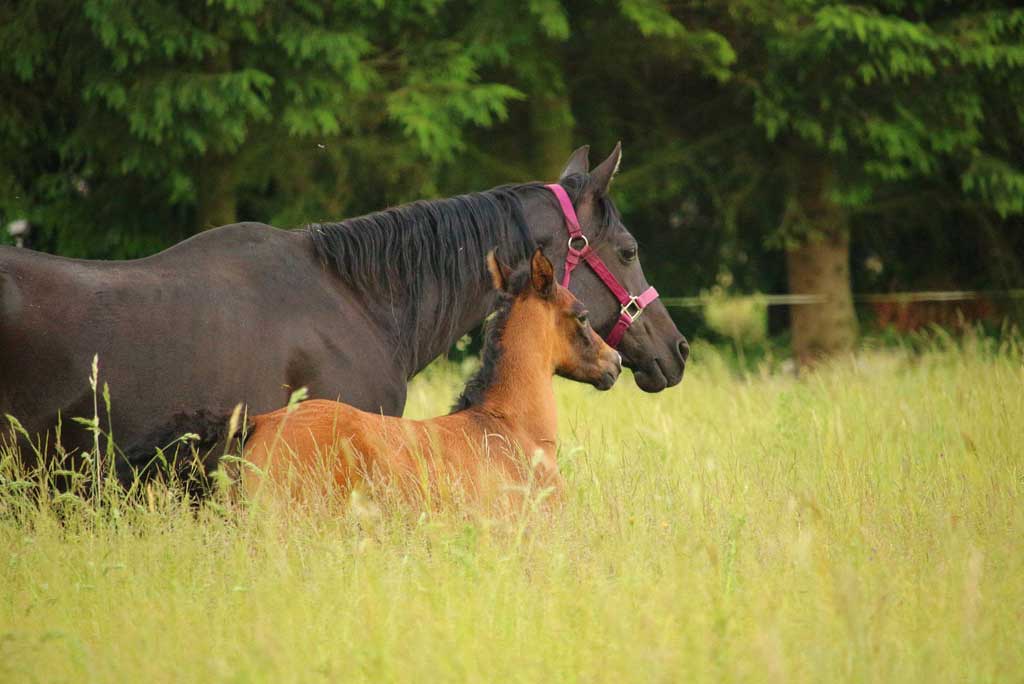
[2, 336, 1022, 683]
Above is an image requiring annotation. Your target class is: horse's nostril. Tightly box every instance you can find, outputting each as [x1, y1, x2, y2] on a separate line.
[678, 338, 690, 363]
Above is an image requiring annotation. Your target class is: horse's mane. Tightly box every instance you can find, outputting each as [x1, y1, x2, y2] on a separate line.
[449, 268, 532, 413]
[306, 175, 615, 374]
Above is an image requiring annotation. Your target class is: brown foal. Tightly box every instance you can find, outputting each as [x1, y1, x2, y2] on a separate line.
[240, 249, 621, 509]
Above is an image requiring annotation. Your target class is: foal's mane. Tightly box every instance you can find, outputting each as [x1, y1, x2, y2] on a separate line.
[306, 175, 616, 374]
[449, 269, 532, 413]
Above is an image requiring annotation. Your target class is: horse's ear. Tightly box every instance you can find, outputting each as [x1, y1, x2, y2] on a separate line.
[486, 250, 512, 292]
[529, 247, 555, 298]
[588, 141, 622, 195]
[559, 145, 590, 180]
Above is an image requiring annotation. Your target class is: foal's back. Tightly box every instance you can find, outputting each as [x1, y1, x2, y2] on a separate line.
[242, 399, 535, 504]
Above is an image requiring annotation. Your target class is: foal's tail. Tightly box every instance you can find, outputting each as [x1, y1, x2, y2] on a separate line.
[118, 407, 254, 493]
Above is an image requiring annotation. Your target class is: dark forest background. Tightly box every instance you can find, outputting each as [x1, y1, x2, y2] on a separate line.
[3, 1, 1023, 359]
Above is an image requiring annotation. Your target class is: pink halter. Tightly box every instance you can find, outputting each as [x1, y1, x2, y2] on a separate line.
[545, 183, 659, 349]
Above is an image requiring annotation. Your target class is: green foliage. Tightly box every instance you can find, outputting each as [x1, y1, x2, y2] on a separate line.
[619, 0, 736, 80]
[527, 0, 570, 40]
[0, 0, 531, 256]
[744, 2, 1024, 216]
[1, 0, 1020, 309]
[962, 151, 1024, 216]
[532, 0, 1024, 307]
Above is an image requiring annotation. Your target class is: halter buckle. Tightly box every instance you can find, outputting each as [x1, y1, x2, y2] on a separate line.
[567, 234, 589, 253]
[622, 296, 645, 322]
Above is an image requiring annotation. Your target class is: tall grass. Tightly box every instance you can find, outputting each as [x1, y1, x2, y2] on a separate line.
[1, 337, 1022, 683]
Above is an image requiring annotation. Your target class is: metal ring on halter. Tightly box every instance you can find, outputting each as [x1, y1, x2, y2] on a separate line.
[568, 234, 589, 252]
[621, 296, 644, 322]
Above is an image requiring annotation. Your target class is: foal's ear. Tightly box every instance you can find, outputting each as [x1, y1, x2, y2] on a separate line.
[529, 248, 555, 298]
[486, 250, 512, 292]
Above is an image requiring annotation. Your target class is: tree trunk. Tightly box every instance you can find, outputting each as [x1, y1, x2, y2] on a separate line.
[196, 44, 237, 232]
[196, 155, 237, 231]
[785, 164, 858, 366]
[530, 76, 574, 179]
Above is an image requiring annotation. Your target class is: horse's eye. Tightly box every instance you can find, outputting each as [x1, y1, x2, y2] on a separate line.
[576, 311, 589, 326]
[621, 247, 638, 262]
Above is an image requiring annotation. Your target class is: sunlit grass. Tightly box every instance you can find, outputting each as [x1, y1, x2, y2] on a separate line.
[1, 335, 1022, 683]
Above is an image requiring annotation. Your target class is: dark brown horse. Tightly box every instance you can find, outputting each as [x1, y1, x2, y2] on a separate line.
[239, 249, 621, 511]
[0, 144, 688, 480]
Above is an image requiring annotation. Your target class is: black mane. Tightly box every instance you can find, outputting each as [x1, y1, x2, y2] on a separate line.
[308, 185, 539, 372]
[449, 269, 532, 413]
[306, 175, 615, 374]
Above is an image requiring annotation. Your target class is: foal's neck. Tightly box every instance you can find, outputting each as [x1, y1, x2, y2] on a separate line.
[474, 305, 559, 445]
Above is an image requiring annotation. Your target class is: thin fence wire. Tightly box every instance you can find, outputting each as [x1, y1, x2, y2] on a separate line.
[661, 289, 1024, 308]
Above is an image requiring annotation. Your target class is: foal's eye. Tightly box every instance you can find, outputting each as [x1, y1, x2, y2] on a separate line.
[621, 246, 638, 262]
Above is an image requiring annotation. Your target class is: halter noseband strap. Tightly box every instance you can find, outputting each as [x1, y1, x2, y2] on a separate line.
[544, 183, 659, 349]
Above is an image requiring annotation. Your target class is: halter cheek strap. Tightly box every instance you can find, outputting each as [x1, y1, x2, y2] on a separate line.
[544, 183, 659, 349]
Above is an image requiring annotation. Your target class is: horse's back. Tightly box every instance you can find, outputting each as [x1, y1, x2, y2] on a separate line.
[241, 400, 557, 510]
[244, 400, 364, 494]
[247, 400, 372, 465]
[0, 225, 308, 442]
[144, 222, 290, 263]
[1, 223, 408, 469]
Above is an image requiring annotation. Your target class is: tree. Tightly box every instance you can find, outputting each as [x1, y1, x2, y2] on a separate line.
[4, 0, 1021, 352]
[546, 1, 1024, 362]
[740, 2, 1024, 361]
[0, 0, 525, 256]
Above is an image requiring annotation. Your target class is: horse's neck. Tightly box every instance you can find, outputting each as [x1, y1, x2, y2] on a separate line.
[407, 284, 495, 377]
[475, 321, 559, 448]
[404, 254, 532, 378]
